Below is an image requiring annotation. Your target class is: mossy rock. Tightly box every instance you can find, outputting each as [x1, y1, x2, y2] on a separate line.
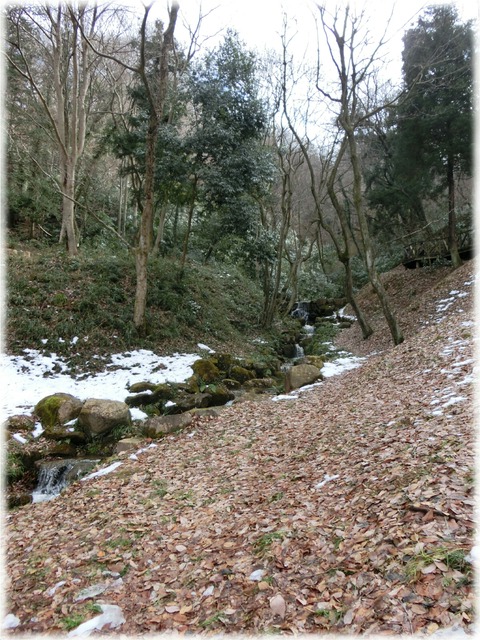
[304, 356, 324, 369]
[230, 365, 255, 384]
[204, 384, 235, 406]
[214, 353, 237, 372]
[152, 383, 177, 401]
[126, 383, 177, 408]
[128, 381, 158, 393]
[6, 415, 36, 432]
[222, 378, 242, 390]
[244, 378, 277, 390]
[192, 359, 221, 383]
[34, 393, 83, 429]
[183, 376, 201, 393]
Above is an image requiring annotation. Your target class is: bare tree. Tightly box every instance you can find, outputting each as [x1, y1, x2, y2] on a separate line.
[279, 21, 374, 339]
[6, 4, 111, 255]
[316, 4, 404, 345]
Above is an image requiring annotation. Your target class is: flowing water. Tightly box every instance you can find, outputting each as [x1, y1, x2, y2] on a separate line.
[32, 459, 100, 503]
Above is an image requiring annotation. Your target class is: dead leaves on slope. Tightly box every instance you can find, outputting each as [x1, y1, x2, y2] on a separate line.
[5, 275, 475, 635]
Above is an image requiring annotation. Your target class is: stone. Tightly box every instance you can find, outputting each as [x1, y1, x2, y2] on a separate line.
[222, 378, 241, 390]
[304, 356, 324, 369]
[188, 407, 225, 418]
[78, 399, 131, 436]
[285, 364, 322, 392]
[6, 415, 36, 432]
[115, 437, 144, 454]
[43, 427, 87, 444]
[128, 382, 158, 393]
[143, 413, 193, 438]
[244, 378, 277, 390]
[230, 365, 255, 384]
[204, 384, 235, 406]
[192, 359, 221, 383]
[176, 392, 213, 412]
[125, 383, 176, 407]
[34, 393, 83, 428]
[49, 443, 79, 457]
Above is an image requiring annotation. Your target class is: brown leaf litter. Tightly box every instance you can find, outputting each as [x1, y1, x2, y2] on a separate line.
[4, 261, 475, 635]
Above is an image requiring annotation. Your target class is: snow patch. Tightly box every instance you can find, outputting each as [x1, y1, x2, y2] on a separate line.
[315, 473, 339, 489]
[2, 349, 200, 419]
[81, 461, 122, 481]
[67, 604, 125, 636]
[3, 614, 20, 629]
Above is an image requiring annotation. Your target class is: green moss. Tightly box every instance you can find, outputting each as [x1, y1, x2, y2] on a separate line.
[152, 383, 177, 402]
[7, 451, 25, 484]
[192, 359, 221, 383]
[34, 395, 64, 428]
[230, 365, 255, 383]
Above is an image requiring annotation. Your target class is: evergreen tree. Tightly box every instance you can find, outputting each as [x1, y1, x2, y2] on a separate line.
[366, 5, 473, 263]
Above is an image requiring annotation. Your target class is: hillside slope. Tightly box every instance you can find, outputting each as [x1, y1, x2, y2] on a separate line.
[5, 262, 475, 635]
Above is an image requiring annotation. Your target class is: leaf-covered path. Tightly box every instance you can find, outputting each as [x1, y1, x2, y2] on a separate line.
[5, 263, 475, 635]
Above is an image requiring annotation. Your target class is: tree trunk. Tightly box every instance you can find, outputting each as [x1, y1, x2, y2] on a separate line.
[347, 129, 404, 345]
[133, 113, 157, 332]
[341, 255, 373, 339]
[153, 201, 169, 254]
[181, 181, 197, 269]
[133, 245, 149, 332]
[132, 2, 179, 331]
[59, 162, 78, 256]
[447, 154, 462, 268]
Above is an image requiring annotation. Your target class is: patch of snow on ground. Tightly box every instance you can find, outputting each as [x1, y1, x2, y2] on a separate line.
[322, 355, 365, 377]
[315, 473, 339, 489]
[1, 349, 201, 419]
[80, 461, 122, 481]
[67, 604, 125, 636]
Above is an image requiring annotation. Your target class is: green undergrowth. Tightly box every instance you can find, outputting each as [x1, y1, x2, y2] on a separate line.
[6, 243, 277, 372]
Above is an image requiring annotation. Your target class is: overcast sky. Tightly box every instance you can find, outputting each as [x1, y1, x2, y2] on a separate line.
[148, 0, 477, 84]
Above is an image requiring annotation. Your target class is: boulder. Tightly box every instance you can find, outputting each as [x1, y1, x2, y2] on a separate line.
[6, 415, 36, 432]
[204, 384, 235, 406]
[125, 383, 176, 407]
[192, 359, 221, 383]
[115, 437, 144, 454]
[34, 393, 83, 429]
[230, 365, 255, 384]
[304, 356, 324, 369]
[78, 399, 131, 436]
[173, 393, 211, 413]
[143, 413, 193, 438]
[285, 364, 323, 392]
[244, 378, 277, 390]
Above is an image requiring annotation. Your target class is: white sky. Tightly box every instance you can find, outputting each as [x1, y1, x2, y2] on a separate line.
[149, 0, 478, 84]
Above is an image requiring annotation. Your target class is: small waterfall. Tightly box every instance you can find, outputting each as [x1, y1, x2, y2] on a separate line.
[293, 343, 305, 359]
[291, 301, 310, 323]
[32, 459, 99, 503]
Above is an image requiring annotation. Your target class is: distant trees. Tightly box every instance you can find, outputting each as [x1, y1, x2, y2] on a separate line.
[6, 4, 114, 255]
[365, 5, 473, 265]
[5, 2, 473, 338]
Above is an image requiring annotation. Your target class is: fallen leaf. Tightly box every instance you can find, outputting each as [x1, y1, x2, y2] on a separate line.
[270, 593, 286, 619]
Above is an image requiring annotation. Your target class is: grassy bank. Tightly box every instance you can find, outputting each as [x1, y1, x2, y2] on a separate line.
[6, 244, 279, 372]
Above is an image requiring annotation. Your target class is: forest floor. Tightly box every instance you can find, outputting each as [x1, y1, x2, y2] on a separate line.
[4, 261, 476, 636]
